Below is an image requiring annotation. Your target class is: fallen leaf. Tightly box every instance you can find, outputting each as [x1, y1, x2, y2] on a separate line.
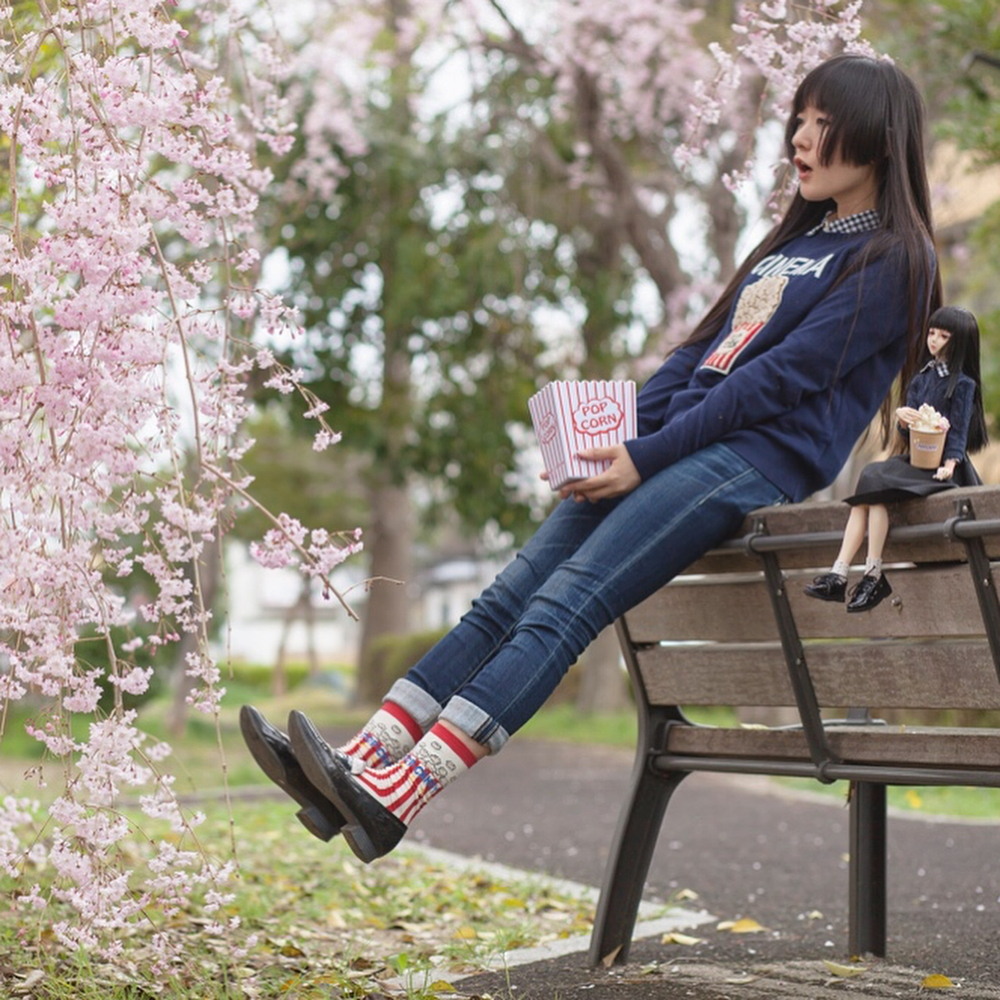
[661, 932, 703, 946]
[673, 888, 699, 902]
[10, 970, 45, 996]
[600, 945, 623, 968]
[823, 959, 866, 978]
[452, 925, 478, 940]
[717, 917, 767, 934]
[922, 973, 956, 989]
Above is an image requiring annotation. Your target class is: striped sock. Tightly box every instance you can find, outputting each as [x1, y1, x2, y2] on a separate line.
[338, 701, 423, 773]
[355, 723, 479, 826]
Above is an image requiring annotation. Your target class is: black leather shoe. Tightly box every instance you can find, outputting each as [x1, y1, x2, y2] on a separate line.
[288, 709, 406, 864]
[239, 705, 346, 841]
[846, 573, 892, 613]
[804, 572, 847, 602]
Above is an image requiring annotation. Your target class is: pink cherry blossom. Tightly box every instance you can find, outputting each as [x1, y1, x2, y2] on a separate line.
[1, 0, 357, 967]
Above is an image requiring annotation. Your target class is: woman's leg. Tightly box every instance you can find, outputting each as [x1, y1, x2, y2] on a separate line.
[438, 443, 788, 751]
[384, 493, 616, 727]
[289, 443, 788, 861]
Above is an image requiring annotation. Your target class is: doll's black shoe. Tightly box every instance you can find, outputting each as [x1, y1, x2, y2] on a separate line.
[803, 572, 847, 602]
[846, 572, 892, 613]
[239, 705, 347, 841]
[288, 709, 407, 864]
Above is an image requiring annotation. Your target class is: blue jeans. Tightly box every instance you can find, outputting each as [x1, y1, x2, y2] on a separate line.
[387, 443, 788, 753]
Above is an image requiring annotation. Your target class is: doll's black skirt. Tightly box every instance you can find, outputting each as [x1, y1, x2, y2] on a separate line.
[846, 453, 979, 506]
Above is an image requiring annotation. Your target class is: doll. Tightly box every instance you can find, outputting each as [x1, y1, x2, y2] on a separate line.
[805, 306, 988, 612]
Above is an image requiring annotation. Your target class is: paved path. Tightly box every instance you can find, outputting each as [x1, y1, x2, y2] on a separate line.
[383, 735, 1000, 998]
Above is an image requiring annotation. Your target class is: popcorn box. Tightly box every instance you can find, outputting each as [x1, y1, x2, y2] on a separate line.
[910, 427, 946, 469]
[528, 380, 637, 490]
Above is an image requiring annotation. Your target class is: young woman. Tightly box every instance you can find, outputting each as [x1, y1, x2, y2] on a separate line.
[242, 54, 942, 863]
[805, 305, 986, 612]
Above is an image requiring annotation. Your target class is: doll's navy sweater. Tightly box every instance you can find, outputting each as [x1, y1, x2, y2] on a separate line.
[901, 365, 976, 464]
[626, 227, 925, 502]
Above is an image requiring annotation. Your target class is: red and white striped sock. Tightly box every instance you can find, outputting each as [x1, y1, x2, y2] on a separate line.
[338, 701, 423, 772]
[355, 723, 479, 826]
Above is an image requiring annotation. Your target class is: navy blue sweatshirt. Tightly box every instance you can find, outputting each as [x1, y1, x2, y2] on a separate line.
[625, 227, 924, 502]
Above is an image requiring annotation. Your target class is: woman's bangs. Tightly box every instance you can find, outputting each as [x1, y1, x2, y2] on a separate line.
[787, 56, 886, 166]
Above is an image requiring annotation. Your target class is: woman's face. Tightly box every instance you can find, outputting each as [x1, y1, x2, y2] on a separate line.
[791, 105, 878, 218]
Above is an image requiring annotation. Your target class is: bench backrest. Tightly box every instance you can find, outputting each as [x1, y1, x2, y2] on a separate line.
[620, 486, 1000, 715]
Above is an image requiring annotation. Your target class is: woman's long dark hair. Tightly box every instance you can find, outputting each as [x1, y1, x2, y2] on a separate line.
[677, 55, 942, 445]
[926, 305, 989, 452]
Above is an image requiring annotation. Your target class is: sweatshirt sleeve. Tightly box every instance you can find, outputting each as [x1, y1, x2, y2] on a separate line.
[634, 339, 714, 436]
[625, 252, 909, 480]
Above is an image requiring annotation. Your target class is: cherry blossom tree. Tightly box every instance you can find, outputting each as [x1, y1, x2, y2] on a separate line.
[0, 0, 358, 971]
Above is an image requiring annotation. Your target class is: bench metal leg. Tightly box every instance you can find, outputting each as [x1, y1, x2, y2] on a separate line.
[588, 765, 689, 966]
[848, 781, 887, 956]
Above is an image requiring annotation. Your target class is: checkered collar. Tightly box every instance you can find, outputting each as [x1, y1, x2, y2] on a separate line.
[807, 209, 881, 236]
[920, 358, 950, 377]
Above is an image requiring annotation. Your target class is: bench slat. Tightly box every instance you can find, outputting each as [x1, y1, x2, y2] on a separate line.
[662, 724, 1000, 771]
[635, 639, 1000, 710]
[624, 563, 987, 643]
[684, 486, 1000, 574]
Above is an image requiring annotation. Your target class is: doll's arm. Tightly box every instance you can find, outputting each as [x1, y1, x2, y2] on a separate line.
[941, 378, 976, 462]
[895, 406, 920, 433]
[934, 458, 958, 481]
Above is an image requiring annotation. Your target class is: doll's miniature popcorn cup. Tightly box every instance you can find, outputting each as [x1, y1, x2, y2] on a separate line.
[528, 380, 637, 490]
[909, 403, 949, 469]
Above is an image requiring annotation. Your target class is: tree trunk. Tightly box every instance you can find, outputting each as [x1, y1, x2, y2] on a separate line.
[354, 481, 414, 706]
[575, 625, 630, 714]
[272, 579, 315, 695]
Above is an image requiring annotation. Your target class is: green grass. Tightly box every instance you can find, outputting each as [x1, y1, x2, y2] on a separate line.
[0, 795, 595, 998]
[772, 777, 1000, 820]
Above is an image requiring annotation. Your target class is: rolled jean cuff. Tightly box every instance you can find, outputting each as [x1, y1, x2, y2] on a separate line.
[440, 696, 510, 755]
[385, 678, 442, 733]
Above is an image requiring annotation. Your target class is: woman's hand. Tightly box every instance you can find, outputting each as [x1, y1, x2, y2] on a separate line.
[895, 406, 920, 427]
[556, 445, 642, 502]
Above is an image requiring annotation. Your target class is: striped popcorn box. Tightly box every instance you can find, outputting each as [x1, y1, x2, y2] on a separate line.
[528, 380, 637, 490]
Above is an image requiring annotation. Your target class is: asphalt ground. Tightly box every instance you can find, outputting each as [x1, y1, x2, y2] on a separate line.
[362, 732, 1000, 999]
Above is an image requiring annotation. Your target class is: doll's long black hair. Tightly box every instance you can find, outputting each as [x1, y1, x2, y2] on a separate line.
[678, 54, 942, 446]
[926, 305, 989, 452]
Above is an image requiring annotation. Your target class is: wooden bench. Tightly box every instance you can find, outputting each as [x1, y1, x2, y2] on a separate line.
[590, 484, 1000, 966]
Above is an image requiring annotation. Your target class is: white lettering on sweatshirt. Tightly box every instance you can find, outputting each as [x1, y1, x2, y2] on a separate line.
[751, 252, 835, 279]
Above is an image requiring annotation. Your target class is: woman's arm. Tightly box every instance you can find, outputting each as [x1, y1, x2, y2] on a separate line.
[634, 339, 714, 436]
[625, 253, 911, 479]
